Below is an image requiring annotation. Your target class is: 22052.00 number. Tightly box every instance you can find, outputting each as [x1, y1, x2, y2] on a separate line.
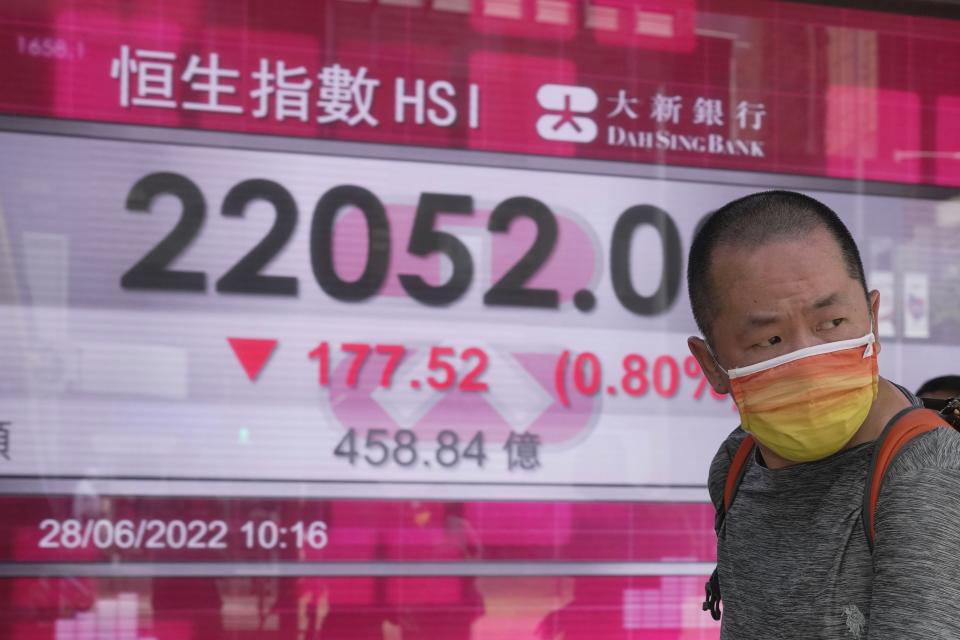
[120, 173, 684, 316]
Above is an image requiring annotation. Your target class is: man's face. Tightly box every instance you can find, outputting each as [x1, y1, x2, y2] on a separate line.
[689, 226, 880, 395]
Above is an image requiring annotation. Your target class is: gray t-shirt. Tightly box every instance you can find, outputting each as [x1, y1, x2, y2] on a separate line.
[708, 399, 960, 639]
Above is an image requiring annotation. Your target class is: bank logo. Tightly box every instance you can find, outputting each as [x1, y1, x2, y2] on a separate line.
[535, 84, 598, 143]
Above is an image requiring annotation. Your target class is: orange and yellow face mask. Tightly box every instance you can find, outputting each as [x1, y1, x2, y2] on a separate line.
[720, 332, 879, 463]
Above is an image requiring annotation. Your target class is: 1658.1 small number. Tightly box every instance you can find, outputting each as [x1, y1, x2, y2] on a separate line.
[333, 429, 486, 469]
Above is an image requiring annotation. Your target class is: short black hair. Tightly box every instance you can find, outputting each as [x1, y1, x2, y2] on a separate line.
[687, 190, 868, 340]
[917, 375, 960, 398]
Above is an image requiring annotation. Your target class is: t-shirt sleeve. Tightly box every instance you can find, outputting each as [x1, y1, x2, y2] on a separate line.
[867, 429, 960, 638]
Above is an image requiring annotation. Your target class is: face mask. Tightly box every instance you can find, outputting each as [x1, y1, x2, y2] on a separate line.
[714, 331, 879, 463]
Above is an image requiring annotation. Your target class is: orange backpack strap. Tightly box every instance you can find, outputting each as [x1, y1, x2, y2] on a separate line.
[723, 434, 757, 513]
[704, 434, 757, 621]
[862, 407, 951, 551]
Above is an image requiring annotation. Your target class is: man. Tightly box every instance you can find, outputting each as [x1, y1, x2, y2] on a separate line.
[917, 375, 960, 401]
[686, 190, 960, 639]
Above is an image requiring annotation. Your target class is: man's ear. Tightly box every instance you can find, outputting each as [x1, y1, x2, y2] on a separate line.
[868, 289, 882, 355]
[687, 336, 731, 395]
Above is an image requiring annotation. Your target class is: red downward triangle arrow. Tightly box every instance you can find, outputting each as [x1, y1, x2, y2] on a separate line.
[227, 338, 278, 382]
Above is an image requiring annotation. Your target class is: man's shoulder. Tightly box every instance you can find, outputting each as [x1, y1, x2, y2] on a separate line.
[874, 424, 960, 539]
[707, 426, 749, 512]
[887, 423, 960, 480]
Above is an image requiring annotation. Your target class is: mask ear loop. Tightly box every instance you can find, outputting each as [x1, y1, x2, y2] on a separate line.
[704, 341, 730, 377]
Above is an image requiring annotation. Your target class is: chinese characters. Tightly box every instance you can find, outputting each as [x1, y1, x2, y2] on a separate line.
[504, 432, 541, 471]
[605, 91, 766, 131]
[110, 45, 480, 130]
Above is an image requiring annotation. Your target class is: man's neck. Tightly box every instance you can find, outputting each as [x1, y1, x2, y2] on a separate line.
[757, 377, 910, 470]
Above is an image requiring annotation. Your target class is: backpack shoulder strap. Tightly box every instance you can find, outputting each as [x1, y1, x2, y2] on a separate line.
[723, 434, 757, 514]
[863, 407, 951, 551]
[703, 433, 756, 621]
